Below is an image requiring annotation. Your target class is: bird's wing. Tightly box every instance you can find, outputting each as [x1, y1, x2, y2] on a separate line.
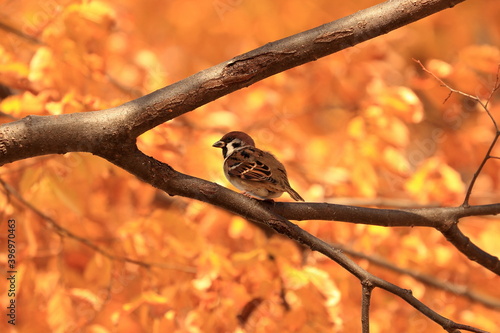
[226, 147, 278, 184]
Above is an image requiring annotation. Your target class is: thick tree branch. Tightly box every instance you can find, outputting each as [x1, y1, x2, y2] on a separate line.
[272, 202, 500, 275]
[0, 0, 465, 165]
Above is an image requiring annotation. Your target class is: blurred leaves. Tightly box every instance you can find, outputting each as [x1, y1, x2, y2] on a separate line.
[1, 0, 500, 332]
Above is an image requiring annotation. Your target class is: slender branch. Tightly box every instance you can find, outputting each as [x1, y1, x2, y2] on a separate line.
[463, 133, 500, 207]
[361, 282, 373, 333]
[272, 202, 500, 225]
[273, 201, 500, 274]
[414, 59, 500, 207]
[336, 242, 500, 309]
[0, 20, 43, 44]
[441, 222, 500, 273]
[97, 148, 488, 333]
[0, 178, 197, 273]
[484, 64, 500, 110]
[411, 59, 500, 276]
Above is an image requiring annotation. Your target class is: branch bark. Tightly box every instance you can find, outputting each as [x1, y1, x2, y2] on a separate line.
[0, 0, 465, 165]
[361, 283, 373, 333]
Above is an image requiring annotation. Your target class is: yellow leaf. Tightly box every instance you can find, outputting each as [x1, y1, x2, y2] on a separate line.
[460, 45, 500, 74]
[347, 116, 367, 140]
[29, 47, 56, 89]
[69, 288, 104, 310]
[383, 146, 410, 176]
[281, 263, 309, 290]
[426, 58, 453, 78]
[304, 266, 341, 307]
[405, 157, 464, 203]
[48, 289, 75, 332]
[143, 290, 170, 305]
[0, 92, 48, 116]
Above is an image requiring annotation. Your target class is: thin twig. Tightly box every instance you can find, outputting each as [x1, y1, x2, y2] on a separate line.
[463, 133, 500, 207]
[484, 64, 500, 110]
[0, 21, 43, 44]
[414, 59, 500, 207]
[361, 282, 373, 333]
[335, 242, 500, 309]
[0, 178, 197, 273]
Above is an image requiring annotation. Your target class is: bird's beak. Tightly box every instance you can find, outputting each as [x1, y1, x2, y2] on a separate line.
[212, 140, 225, 148]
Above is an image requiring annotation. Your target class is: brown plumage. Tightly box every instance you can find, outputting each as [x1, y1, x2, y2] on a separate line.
[213, 131, 304, 201]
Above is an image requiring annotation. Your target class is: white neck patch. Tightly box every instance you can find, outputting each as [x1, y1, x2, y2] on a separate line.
[224, 139, 244, 159]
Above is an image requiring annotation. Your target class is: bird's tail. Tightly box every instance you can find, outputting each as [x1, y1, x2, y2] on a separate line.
[287, 186, 304, 202]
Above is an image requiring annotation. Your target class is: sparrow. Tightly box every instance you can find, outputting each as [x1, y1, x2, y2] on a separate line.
[212, 131, 304, 201]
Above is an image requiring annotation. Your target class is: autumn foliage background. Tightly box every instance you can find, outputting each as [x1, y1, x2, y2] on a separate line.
[1, 0, 500, 332]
